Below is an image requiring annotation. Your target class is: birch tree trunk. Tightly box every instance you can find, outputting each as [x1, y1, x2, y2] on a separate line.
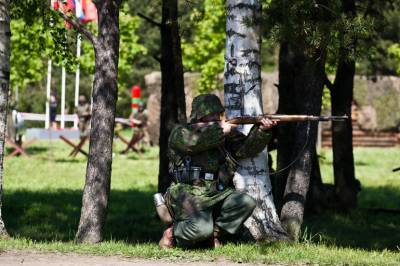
[224, 0, 287, 241]
[75, 0, 121, 243]
[158, 0, 186, 193]
[0, 0, 10, 237]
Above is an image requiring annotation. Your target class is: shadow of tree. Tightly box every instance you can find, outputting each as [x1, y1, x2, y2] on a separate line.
[3, 188, 163, 243]
[304, 186, 400, 251]
[3, 185, 400, 250]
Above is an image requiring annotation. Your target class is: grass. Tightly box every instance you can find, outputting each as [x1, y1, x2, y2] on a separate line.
[1, 135, 400, 265]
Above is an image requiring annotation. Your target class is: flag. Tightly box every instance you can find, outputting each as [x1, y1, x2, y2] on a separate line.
[65, 0, 75, 11]
[52, 0, 60, 10]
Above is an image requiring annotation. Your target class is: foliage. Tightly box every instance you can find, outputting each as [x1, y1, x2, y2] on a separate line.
[356, 1, 400, 76]
[1, 141, 400, 265]
[10, 14, 77, 90]
[388, 43, 400, 75]
[10, 20, 46, 90]
[181, 0, 225, 92]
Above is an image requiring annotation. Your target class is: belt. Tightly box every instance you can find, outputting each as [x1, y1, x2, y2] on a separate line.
[173, 167, 217, 183]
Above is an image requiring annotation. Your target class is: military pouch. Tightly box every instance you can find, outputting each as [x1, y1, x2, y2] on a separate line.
[173, 166, 201, 183]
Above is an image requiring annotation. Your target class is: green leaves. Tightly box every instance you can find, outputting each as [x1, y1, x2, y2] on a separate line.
[181, 0, 225, 92]
[388, 44, 400, 75]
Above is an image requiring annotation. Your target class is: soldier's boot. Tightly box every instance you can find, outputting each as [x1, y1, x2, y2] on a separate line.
[159, 225, 175, 249]
[211, 226, 222, 248]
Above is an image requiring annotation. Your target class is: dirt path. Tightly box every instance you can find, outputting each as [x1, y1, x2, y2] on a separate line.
[0, 250, 276, 266]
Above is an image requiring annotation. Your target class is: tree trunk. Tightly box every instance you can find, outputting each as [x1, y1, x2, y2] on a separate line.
[277, 42, 326, 241]
[330, 0, 358, 211]
[0, 0, 10, 237]
[158, 0, 186, 193]
[75, 0, 121, 243]
[224, 0, 287, 241]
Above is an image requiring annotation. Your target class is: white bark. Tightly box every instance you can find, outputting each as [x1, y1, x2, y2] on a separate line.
[224, 0, 287, 240]
[0, 0, 10, 236]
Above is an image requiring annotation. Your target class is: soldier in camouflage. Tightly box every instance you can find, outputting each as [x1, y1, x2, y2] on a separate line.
[159, 94, 276, 249]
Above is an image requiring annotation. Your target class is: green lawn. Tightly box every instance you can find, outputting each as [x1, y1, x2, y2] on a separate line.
[1, 136, 399, 265]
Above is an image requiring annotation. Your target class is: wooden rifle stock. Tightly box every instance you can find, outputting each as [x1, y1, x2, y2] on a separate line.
[226, 114, 348, 125]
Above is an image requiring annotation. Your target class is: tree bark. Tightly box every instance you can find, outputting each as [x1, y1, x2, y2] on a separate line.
[330, 0, 359, 211]
[75, 0, 121, 243]
[224, 0, 287, 241]
[0, 0, 10, 237]
[277, 42, 326, 241]
[158, 0, 186, 193]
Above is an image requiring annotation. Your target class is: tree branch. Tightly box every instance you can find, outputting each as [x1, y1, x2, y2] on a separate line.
[57, 11, 98, 47]
[324, 73, 334, 91]
[137, 12, 161, 28]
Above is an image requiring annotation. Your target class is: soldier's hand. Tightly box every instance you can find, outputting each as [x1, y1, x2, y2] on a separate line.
[259, 118, 277, 130]
[220, 120, 233, 135]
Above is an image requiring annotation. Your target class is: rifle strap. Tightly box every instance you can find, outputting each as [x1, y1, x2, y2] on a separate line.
[270, 121, 311, 176]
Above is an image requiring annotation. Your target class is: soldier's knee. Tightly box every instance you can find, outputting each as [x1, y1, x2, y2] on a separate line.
[178, 217, 213, 242]
[240, 193, 256, 212]
[192, 220, 213, 241]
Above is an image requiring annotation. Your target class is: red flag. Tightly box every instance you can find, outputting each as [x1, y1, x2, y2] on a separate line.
[53, 0, 60, 10]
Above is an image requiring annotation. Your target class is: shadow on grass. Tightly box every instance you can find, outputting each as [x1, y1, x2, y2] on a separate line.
[3, 188, 163, 243]
[3, 185, 400, 251]
[304, 186, 400, 251]
[54, 158, 84, 163]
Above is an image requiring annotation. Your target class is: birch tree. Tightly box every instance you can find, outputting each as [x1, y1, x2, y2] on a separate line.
[0, 0, 9, 237]
[224, 0, 287, 241]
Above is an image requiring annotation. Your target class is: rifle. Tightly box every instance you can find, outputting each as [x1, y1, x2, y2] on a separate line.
[226, 114, 348, 125]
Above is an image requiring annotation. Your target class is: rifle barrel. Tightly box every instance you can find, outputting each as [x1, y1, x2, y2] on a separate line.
[226, 114, 348, 124]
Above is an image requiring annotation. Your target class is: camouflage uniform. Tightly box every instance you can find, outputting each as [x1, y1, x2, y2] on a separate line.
[165, 94, 272, 247]
[76, 96, 91, 137]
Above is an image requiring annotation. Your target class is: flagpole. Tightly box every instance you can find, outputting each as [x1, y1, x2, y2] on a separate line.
[45, 59, 52, 129]
[74, 33, 81, 129]
[61, 66, 66, 129]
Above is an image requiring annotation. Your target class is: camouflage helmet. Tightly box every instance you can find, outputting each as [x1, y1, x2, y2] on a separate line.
[189, 94, 225, 122]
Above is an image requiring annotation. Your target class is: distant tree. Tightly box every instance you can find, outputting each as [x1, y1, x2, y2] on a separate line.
[0, 0, 10, 237]
[324, 0, 359, 211]
[157, 0, 186, 193]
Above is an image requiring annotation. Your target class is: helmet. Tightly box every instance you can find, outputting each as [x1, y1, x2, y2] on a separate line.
[189, 94, 225, 122]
